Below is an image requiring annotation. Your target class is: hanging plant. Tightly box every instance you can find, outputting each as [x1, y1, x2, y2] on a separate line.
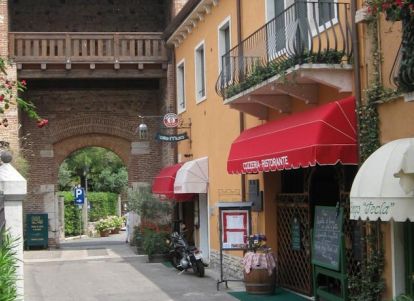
[366, 0, 414, 22]
[0, 58, 48, 128]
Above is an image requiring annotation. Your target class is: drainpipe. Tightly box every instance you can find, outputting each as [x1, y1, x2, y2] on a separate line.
[351, 0, 362, 166]
[237, 0, 246, 201]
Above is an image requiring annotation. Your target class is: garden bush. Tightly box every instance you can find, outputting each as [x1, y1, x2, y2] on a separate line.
[59, 191, 118, 236]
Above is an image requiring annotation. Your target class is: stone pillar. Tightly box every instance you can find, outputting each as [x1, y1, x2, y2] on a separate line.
[0, 163, 27, 300]
[58, 196, 65, 240]
[39, 185, 60, 247]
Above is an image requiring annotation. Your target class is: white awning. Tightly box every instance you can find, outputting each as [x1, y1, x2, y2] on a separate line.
[174, 157, 208, 194]
[350, 138, 414, 221]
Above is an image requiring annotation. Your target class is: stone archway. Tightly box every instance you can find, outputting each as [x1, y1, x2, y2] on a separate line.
[20, 79, 175, 246]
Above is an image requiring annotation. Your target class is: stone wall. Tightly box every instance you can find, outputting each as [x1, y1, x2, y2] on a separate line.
[9, 0, 168, 32]
[210, 249, 244, 280]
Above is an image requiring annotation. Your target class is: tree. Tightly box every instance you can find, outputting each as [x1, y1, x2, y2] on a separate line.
[58, 147, 128, 193]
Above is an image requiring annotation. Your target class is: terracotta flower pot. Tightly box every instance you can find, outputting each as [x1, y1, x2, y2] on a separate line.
[110, 228, 120, 234]
[99, 230, 110, 237]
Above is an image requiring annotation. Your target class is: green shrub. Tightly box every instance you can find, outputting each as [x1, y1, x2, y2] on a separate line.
[0, 230, 19, 301]
[142, 229, 169, 257]
[59, 191, 118, 236]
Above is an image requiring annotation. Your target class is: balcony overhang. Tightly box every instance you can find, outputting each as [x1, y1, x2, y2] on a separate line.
[9, 32, 168, 79]
[224, 64, 353, 119]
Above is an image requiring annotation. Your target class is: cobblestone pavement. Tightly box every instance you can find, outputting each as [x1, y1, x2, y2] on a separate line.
[24, 232, 243, 301]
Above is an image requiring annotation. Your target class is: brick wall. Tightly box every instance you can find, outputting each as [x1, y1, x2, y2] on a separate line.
[172, 0, 189, 17]
[0, 0, 19, 156]
[20, 80, 166, 213]
[10, 0, 167, 32]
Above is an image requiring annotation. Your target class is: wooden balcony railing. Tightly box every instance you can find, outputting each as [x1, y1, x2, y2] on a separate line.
[9, 32, 167, 65]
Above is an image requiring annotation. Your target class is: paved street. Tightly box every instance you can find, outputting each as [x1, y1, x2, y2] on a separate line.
[24, 233, 242, 301]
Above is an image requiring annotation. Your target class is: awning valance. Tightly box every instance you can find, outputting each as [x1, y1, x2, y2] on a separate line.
[227, 96, 357, 174]
[152, 163, 193, 202]
[350, 138, 414, 221]
[174, 157, 208, 194]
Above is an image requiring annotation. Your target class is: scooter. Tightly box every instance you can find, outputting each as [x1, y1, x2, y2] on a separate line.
[167, 231, 207, 277]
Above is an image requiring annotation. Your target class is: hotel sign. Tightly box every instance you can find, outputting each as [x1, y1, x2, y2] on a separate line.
[350, 197, 414, 221]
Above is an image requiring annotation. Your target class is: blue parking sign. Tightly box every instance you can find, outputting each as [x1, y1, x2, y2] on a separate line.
[74, 187, 85, 205]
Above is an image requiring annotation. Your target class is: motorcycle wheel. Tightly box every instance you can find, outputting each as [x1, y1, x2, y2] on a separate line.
[195, 260, 205, 277]
[171, 253, 184, 271]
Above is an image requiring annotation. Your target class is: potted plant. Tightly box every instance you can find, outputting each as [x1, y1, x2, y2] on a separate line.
[142, 228, 169, 263]
[95, 219, 111, 237]
[108, 216, 123, 234]
[242, 234, 277, 295]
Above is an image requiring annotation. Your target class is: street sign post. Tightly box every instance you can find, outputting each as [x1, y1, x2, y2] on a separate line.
[74, 187, 85, 205]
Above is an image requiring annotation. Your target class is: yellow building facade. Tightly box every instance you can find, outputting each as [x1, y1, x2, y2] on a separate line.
[164, 0, 414, 299]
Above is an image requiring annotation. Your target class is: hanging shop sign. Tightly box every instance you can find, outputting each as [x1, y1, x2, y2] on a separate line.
[163, 113, 179, 128]
[291, 217, 301, 251]
[155, 132, 188, 142]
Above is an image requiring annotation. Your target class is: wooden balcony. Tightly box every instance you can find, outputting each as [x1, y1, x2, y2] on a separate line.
[9, 32, 168, 79]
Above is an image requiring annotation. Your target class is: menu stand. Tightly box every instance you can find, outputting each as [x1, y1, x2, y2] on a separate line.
[216, 202, 252, 291]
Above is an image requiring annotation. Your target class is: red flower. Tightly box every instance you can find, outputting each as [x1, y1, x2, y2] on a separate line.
[396, 0, 404, 7]
[0, 95, 4, 102]
[21, 80, 26, 86]
[36, 119, 49, 128]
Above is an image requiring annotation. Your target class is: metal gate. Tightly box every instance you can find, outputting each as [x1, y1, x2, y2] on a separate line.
[277, 193, 312, 295]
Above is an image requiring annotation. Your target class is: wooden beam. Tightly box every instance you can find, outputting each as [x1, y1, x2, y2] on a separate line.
[17, 69, 167, 79]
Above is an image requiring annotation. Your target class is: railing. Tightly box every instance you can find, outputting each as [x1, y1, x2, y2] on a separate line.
[216, 1, 353, 99]
[390, 17, 414, 93]
[9, 32, 167, 64]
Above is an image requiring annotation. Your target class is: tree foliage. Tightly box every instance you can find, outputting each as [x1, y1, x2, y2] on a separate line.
[58, 147, 127, 194]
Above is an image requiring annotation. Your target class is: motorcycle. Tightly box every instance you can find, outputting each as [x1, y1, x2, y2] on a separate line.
[167, 231, 207, 277]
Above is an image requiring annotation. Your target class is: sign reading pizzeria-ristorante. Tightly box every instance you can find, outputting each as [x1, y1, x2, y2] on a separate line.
[243, 156, 289, 172]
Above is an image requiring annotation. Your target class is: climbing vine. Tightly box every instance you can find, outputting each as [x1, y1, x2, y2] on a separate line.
[0, 58, 48, 128]
[357, 15, 399, 162]
[348, 222, 385, 301]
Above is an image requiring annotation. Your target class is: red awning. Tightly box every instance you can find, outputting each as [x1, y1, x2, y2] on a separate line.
[227, 96, 357, 174]
[152, 163, 193, 202]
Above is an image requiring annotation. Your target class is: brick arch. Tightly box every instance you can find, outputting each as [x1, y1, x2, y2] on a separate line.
[53, 134, 130, 168]
[49, 117, 136, 145]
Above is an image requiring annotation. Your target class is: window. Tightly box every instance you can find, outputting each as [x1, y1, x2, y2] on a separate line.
[266, 0, 286, 57]
[318, 0, 335, 26]
[195, 41, 206, 102]
[218, 17, 231, 83]
[176, 60, 186, 113]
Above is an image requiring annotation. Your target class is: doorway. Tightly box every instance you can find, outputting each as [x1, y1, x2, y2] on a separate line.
[405, 222, 414, 297]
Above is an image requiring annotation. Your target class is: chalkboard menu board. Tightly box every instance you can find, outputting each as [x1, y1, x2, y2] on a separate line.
[26, 214, 48, 249]
[312, 206, 343, 271]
